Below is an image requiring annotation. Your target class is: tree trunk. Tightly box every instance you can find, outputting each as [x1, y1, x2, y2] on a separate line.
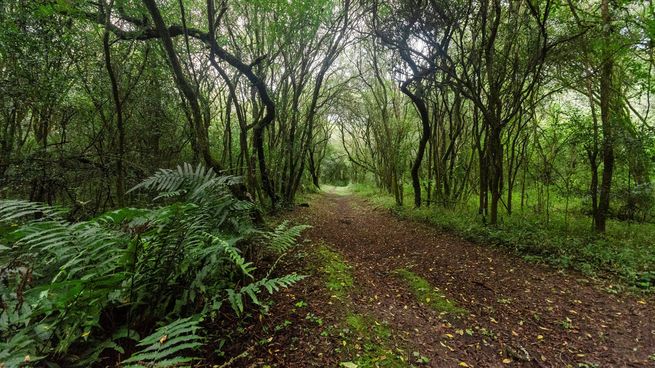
[488, 122, 503, 225]
[102, 5, 126, 206]
[142, 0, 221, 173]
[400, 82, 431, 208]
[308, 146, 320, 188]
[596, 0, 615, 233]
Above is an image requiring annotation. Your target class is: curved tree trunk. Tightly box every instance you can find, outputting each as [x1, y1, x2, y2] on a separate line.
[206, 0, 277, 208]
[142, 0, 222, 173]
[400, 82, 431, 208]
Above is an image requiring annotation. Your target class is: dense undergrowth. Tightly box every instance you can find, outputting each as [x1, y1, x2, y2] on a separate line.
[0, 164, 308, 367]
[348, 183, 655, 291]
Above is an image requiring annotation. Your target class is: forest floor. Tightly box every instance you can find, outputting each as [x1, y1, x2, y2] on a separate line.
[227, 189, 655, 368]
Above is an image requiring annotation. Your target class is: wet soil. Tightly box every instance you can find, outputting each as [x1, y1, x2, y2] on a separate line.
[231, 192, 655, 367]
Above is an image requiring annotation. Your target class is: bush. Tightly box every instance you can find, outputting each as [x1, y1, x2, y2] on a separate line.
[0, 164, 307, 366]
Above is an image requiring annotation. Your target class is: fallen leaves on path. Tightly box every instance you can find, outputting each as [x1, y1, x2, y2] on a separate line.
[231, 193, 655, 367]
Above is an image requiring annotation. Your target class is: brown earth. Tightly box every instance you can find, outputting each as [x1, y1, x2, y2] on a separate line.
[230, 191, 655, 368]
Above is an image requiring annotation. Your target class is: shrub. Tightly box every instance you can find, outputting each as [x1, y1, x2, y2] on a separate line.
[0, 164, 307, 366]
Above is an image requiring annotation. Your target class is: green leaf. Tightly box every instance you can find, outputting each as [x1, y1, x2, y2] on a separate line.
[341, 362, 358, 368]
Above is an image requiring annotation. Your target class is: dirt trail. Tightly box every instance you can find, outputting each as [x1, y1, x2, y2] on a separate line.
[243, 192, 655, 367]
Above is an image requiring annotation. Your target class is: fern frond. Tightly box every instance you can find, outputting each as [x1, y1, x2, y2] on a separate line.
[0, 331, 41, 367]
[122, 315, 204, 368]
[0, 199, 64, 222]
[265, 221, 311, 253]
[128, 163, 222, 196]
[258, 274, 307, 294]
[226, 274, 306, 315]
[92, 207, 150, 226]
[204, 232, 255, 277]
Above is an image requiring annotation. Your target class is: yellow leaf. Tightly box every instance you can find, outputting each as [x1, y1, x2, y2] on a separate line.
[502, 358, 512, 364]
[445, 333, 454, 338]
[455, 329, 464, 335]
[511, 330, 519, 337]
[159, 335, 168, 344]
[459, 362, 470, 367]
[24, 355, 31, 363]
[537, 335, 544, 340]
[637, 300, 647, 305]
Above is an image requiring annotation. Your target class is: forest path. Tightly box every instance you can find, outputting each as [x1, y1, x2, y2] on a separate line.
[244, 191, 655, 367]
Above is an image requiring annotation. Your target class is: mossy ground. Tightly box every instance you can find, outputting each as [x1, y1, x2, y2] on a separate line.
[395, 269, 467, 317]
[316, 244, 354, 299]
[313, 243, 413, 367]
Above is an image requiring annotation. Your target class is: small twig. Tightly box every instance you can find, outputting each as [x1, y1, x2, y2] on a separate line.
[217, 345, 255, 368]
[473, 280, 495, 293]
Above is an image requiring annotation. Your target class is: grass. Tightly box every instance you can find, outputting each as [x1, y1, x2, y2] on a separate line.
[321, 184, 355, 196]
[311, 243, 411, 367]
[395, 269, 467, 316]
[345, 313, 392, 338]
[341, 313, 407, 367]
[316, 244, 354, 299]
[350, 183, 655, 291]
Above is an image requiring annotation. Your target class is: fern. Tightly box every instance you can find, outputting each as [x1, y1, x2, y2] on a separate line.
[127, 163, 242, 202]
[0, 199, 64, 222]
[122, 316, 204, 368]
[203, 232, 256, 277]
[0, 164, 308, 366]
[127, 163, 211, 196]
[265, 221, 311, 253]
[75, 326, 139, 367]
[0, 331, 41, 367]
[227, 274, 306, 315]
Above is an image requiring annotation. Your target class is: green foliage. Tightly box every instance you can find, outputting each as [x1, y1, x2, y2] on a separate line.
[316, 244, 354, 299]
[227, 274, 306, 315]
[353, 184, 655, 290]
[395, 269, 467, 316]
[0, 200, 64, 221]
[265, 221, 312, 253]
[321, 148, 351, 187]
[0, 164, 307, 365]
[340, 313, 406, 367]
[0, 331, 42, 367]
[128, 163, 242, 202]
[122, 316, 203, 368]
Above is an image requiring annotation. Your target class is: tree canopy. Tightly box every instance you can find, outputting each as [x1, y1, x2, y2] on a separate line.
[1, 0, 655, 365]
